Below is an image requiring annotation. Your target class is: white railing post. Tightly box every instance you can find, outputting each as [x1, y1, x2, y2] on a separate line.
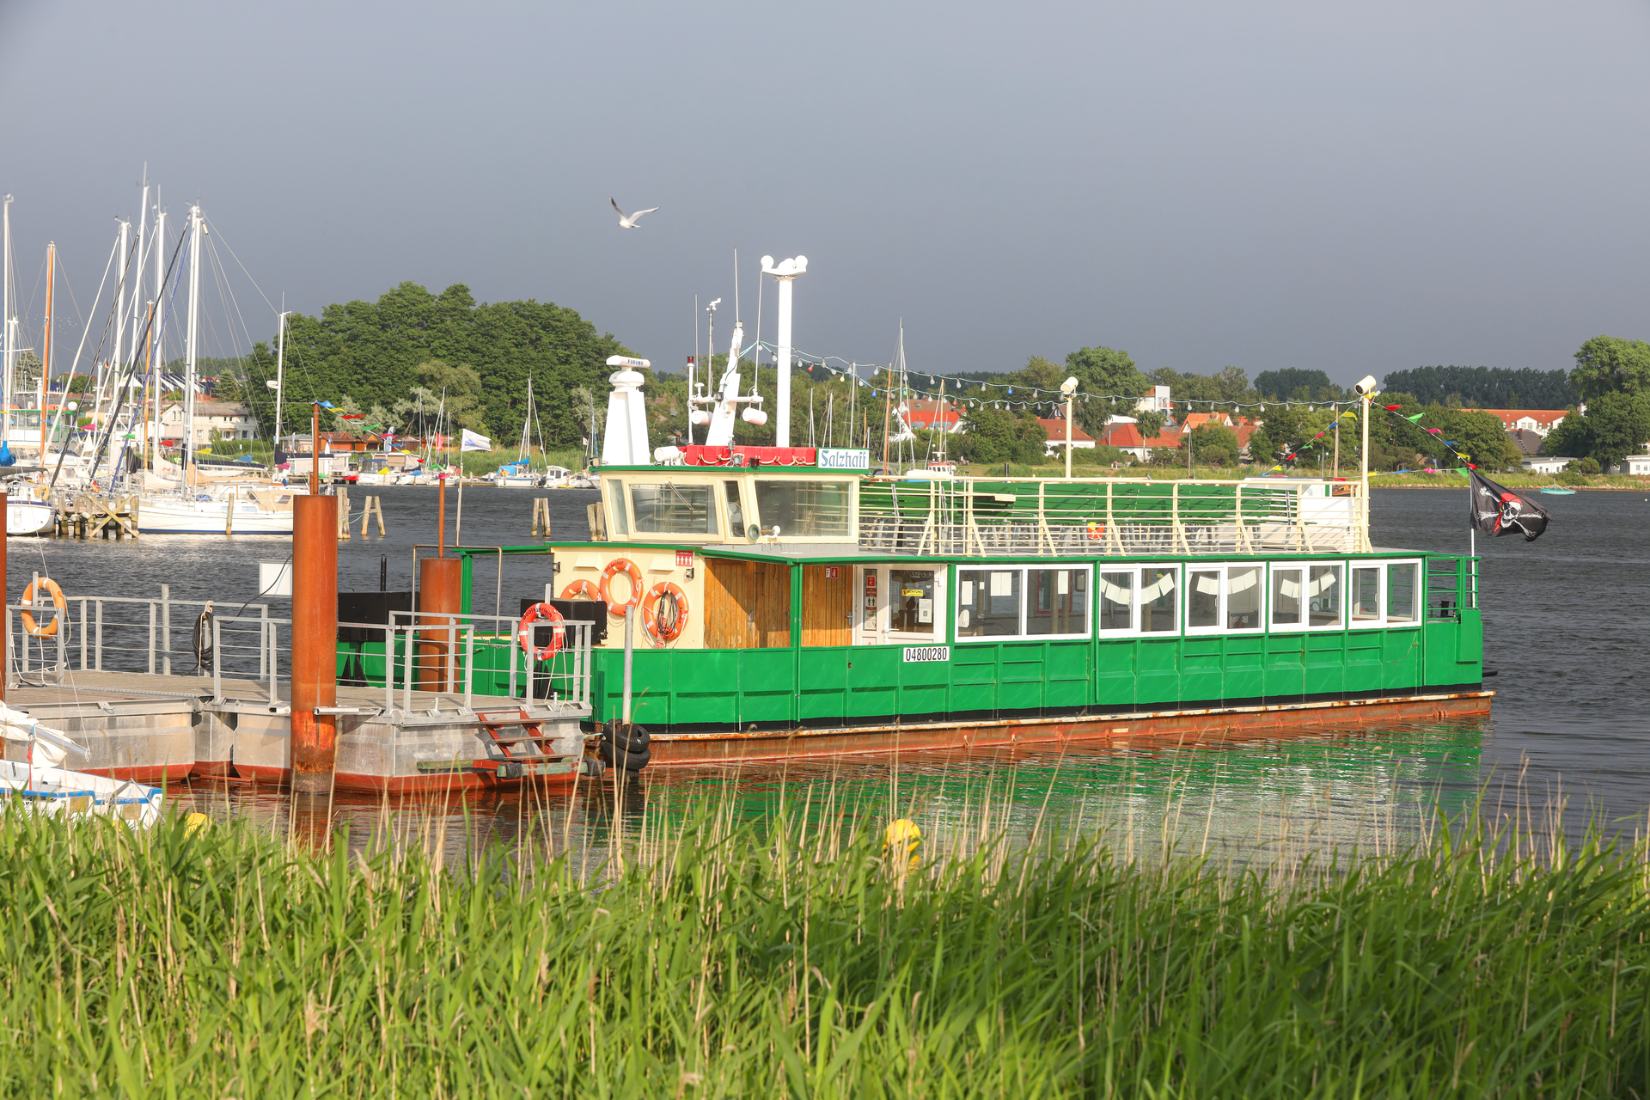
[385, 624, 395, 715]
[161, 584, 172, 676]
[95, 599, 104, 671]
[463, 623, 473, 709]
[211, 616, 222, 702]
[147, 601, 156, 675]
[268, 621, 278, 709]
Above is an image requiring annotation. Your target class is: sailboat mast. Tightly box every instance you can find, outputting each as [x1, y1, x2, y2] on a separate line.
[132, 177, 148, 339]
[40, 242, 54, 462]
[2, 194, 10, 446]
[275, 308, 288, 452]
[112, 218, 130, 410]
[183, 205, 202, 472]
[151, 208, 165, 473]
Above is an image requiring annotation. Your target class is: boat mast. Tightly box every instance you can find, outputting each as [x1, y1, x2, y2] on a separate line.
[2, 194, 10, 446]
[40, 242, 54, 462]
[274, 306, 288, 453]
[151, 208, 165, 473]
[183, 205, 202, 473]
[111, 218, 129, 416]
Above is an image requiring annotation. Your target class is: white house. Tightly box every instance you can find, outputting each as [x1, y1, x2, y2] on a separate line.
[1612, 454, 1650, 476]
[1521, 456, 1574, 475]
[158, 401, 258, 444]
[1467, 409, 1569, 437]
[1135, 386, 1172, 416]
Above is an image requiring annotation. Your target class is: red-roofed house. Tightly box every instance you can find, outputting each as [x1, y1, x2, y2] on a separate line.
[1179, 412, 1234, 432]
[903, 399, 964, 434]
[1037, 415, 1095, 457]
[1463, 409, 1569, 436]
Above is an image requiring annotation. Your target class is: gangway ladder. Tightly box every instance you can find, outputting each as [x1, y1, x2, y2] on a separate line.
[473, 706, 566, 779]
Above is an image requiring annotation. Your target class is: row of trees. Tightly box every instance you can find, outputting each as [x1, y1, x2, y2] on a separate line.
[1379, 366, 1574, 409]
[1541, 337, 1650, 468]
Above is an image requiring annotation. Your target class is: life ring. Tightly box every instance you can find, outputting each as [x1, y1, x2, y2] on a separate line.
[20, 578, 66, 638]
[1086, 522, 1106, 540]
[559, 579, 600, 601]
[517, 602, 566, 661]
[598, 558, 644, 617]
[641, 582, 689, 645]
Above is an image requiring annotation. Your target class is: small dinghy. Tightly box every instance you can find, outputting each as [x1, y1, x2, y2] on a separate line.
[0, 704, 164, 828]
[1539, 485, 1577, 495]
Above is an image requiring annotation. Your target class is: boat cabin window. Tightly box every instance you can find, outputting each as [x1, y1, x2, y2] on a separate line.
[1387, 563, 1418, 623]
[889, 569, 936, 633]
[630, 482, 717, 536]
[1098, 571, 1133, 632]
[1141, 567, 1178, 634]
[752, 479, 851, 539]
[606, 479, 629, 536]
[724, 480, 747, 537]
[1185, 564, 1264, 636]
[1347, 558, 1423, 628]
[1270, 562, 1342, 631]
[957, 569, 1022, 637]
[958, 565, 1091, 640]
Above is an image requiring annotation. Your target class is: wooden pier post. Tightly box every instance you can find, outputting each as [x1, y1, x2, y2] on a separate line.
[337, 486, 351, 540]
[361, 496, 385, 537]
[532, 497, 550, 537]
[290, 494, 339, 796]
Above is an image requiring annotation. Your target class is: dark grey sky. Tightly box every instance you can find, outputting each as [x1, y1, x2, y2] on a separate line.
[2, 0, 1647, 389]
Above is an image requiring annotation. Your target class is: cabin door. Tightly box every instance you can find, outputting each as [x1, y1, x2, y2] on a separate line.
[855, 566, 946, 646]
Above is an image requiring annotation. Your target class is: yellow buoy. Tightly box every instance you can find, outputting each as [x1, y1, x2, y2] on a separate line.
[884, 818, 922, 857]
[183, 812, 210, 837]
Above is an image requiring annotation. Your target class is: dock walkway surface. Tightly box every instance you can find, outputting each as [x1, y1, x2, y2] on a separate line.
[4, 670, 592, 791]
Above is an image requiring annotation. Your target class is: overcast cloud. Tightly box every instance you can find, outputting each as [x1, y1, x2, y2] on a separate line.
[1, 0, 1647, 387]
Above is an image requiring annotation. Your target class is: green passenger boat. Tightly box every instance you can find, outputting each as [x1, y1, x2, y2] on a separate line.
[430, 446, 1490, 765]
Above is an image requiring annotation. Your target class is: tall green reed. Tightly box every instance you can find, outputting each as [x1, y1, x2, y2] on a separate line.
[0, 783, 1646, 1099]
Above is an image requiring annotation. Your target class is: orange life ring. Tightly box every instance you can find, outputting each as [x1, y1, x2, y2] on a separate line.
[1086, 522, 1106, 540]
[598, 558, 643, 617]
[517, 602, 566, 661]
[641, 582, 689, 645]
[559, 579, 600, 601]
[20, 578, 65, 638]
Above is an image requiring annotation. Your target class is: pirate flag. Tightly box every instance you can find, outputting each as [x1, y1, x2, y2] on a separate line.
[1470, 469, 1550, 542]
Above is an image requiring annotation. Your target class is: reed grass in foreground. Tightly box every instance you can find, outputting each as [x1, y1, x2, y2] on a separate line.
[1, 800, 1647, 1099]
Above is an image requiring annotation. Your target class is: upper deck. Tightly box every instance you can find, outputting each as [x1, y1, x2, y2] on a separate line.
[595, 445, 1370, 558]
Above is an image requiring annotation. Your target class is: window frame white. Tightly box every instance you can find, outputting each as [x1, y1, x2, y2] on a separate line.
[1267, 560, 1347, 633]
[1183, 562, 1267, 637]
[954, 563, 1092, 643]
[1348, 557, 1424, 629]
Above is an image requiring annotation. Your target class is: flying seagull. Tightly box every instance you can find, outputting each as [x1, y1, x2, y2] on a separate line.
[610, 198, 658, 229]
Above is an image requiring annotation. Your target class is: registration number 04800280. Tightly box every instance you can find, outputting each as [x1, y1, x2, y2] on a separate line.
[902, 646, 950, 663]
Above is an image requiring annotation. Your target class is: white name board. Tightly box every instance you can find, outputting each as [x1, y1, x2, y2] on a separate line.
[817, 448, 871, 470]
[903, 646, 950, 663]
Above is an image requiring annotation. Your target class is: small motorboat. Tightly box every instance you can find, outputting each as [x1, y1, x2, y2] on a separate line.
[1539, 485, 1577, 495]
[0, 705, 164, 828]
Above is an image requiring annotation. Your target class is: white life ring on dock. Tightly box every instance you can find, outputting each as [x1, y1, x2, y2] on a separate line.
[598, 558, 643, 617]
[517, 602, 566, 661]
[20, 578, 66, 638]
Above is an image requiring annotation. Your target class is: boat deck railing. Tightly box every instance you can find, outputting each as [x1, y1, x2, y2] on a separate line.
[858, 476, 1371, 557]
[3, 592, 593, 715]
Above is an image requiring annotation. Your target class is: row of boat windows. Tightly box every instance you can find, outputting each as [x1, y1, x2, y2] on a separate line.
[608, 478, 852, 540]
[866, 560, 1422, 642]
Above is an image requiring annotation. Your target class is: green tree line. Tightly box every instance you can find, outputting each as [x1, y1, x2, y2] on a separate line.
[1378, 366, 1574, 409]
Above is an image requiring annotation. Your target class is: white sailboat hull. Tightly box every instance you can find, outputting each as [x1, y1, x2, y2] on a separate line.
[0, 760, 164, 828]
[138, 494, 296, 534]
[6, 499, 55, 536]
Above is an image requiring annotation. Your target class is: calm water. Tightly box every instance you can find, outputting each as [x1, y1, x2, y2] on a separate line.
[8, 483, 1644, 852]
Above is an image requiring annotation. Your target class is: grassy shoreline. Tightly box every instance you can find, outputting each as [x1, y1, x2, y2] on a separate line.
[4, 799, 1647, 1098]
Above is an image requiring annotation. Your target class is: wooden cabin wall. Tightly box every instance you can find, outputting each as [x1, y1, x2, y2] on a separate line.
[801, 566, 853, 647]
[704, 560, 792, 649]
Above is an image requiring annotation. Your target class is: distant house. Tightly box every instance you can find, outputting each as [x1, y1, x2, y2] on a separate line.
[1522, 456, 1573, 475]
[158, 401, 257, 445]
[1507, 429, 1545, 458]
[904, 399, 964, 434]
[1135, 386, 1172, 416]
[1466, 409, 1569, 436]
[1036, 415, 1095, 456]
[1613, 454, 1650, 476]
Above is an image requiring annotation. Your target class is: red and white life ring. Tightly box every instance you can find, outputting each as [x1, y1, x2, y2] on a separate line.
[516, 602, 566, 661]
[598, 558, 644, 617]
[641, 582, 689, 645]
[559, 579, 600, 601]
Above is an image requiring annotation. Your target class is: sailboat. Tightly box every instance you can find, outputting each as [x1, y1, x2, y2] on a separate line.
[0, 201, 58, 536]
[487, 377, 567, 486]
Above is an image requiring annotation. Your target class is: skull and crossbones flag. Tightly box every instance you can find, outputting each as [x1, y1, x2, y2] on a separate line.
[1470, 470, 1550, 542]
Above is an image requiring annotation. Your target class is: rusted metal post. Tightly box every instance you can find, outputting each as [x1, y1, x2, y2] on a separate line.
[290, 494, 339, 794]
[417, 556, 462, 692]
